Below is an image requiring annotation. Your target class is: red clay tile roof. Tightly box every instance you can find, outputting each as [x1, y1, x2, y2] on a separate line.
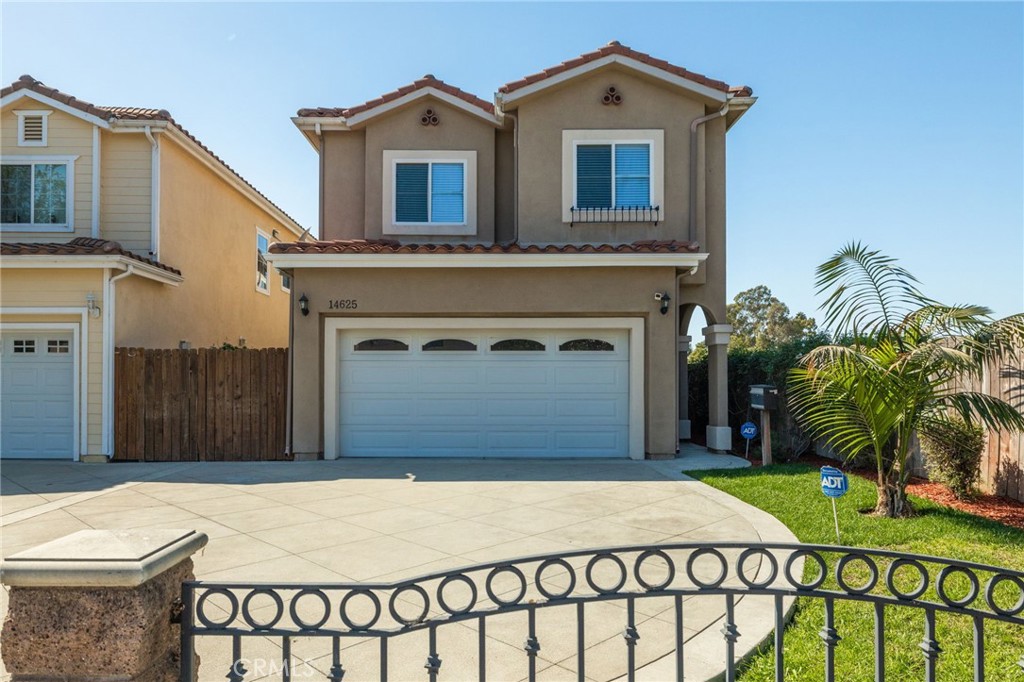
[1, 238, 182, 276]
[2, 76, 304, 234]
[270, 238, 700, 255]
[499, 41, 751, 98]
[297, 75, 496, 119]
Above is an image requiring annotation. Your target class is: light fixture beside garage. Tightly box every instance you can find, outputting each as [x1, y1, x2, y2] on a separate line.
[85, 293, 101, 318]
[299, 293, 310, 316]
[654, 291, 671, 315]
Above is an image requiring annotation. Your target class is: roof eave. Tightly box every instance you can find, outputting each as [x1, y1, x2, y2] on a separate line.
[725, 96, 757, 131]
[343, 87, 501, 129]
[498, 54, 729, 109]
[267, 251, 709, 270]
[0, 254, 183, 285]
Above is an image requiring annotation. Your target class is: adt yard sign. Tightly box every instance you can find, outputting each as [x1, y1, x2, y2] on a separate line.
[740, 422, 758, 440]
[820, 466, 849, 498]
[820, 466, 849, 543]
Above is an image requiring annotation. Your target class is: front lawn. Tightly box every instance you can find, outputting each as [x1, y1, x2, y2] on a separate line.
[691, 464, 1024, 682]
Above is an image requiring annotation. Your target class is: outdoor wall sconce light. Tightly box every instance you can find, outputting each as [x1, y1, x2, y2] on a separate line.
[85, 292, 101, 318]
[654, 291, 671, 315]
[299, 293, 310, 316]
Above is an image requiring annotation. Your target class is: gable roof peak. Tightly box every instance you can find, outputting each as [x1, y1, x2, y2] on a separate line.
[296, 75, 496, 120]
[498, 42, 751, 101]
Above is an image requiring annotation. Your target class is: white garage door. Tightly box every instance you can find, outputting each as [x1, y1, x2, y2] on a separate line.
[337, 329, 629, 457]
[1, 331, 76, 459]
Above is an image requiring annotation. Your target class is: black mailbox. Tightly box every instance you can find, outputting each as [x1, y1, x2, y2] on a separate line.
[750, 384, 778, 410]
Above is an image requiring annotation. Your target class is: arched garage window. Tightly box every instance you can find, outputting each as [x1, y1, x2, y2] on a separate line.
[559, 338, 614, 351]
[423, 339, 477, 351]
[354, 339, 409, 351]
[490, 339, 545, 351]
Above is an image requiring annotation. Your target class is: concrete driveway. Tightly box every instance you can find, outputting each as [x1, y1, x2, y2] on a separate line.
[1, 449, 794, 681]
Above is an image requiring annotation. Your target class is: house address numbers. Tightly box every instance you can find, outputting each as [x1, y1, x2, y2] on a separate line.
[328, 299, 359, 310]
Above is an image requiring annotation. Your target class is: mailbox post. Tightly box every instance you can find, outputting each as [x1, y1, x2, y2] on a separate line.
[749, 384, 778, 465]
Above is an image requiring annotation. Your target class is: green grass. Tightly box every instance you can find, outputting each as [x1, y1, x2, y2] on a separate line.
[690, 464, 1024, 682]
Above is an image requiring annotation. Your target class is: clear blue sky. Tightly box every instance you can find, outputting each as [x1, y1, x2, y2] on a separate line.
[4, 2, 1021, 323]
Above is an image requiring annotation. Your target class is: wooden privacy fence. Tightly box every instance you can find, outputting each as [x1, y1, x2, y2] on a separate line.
[114, 347, 288, 461]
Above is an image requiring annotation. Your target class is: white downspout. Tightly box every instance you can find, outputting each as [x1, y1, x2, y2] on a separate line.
[284, 283, 295, 458]
[688, 101, 729, 244]
[91, 127, 101, 238]
[102, 265, 134, 458]
[144, 126, 160, 259]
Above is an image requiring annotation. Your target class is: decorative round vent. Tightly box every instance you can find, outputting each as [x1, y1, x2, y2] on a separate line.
[420, 108, 440, 126]
[602, 86, 623, 106]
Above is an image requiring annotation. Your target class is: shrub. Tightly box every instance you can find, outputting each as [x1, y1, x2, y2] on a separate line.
[920, 419, 986, 499]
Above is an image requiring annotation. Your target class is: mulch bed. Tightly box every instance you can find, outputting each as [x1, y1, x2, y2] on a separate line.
[737, 451, 1024, 530]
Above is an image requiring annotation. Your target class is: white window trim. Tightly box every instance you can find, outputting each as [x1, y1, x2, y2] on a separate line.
[280, 270, 292, 293]
[1, 155, 78, 232]
[16, 110, 51, 147]
[256, 228, 271, 295]
[561, 130, 664, 223]
[382, 150, 477, 236]
[323, 317, 645, 460]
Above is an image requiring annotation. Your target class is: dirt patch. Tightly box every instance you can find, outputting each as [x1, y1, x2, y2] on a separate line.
[738, 451, 1024, 530]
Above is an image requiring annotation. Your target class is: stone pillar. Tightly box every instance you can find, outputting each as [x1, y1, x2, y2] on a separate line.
[703, 324, 733, 453]
[678, 335, 692, 441]
[1, 529, 208, 682]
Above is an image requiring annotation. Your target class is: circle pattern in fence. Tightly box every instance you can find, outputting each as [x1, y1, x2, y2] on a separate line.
[185, 543, 1024, 638]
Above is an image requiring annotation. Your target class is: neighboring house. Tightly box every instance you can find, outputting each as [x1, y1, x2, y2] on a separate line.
[0, 76, 305, 461]
[274, 42, 755, 460]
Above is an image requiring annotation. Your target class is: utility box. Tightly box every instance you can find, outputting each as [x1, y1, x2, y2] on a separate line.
[750, 384, 778, 411]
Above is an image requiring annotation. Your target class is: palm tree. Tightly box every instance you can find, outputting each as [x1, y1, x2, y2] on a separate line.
[787, 243, 1024, 518]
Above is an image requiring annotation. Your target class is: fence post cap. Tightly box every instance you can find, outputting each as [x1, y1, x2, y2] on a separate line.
[0, 529, 208, 588]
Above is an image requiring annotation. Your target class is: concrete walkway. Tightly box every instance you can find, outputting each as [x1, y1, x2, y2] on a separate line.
[1, 448, 792, 681]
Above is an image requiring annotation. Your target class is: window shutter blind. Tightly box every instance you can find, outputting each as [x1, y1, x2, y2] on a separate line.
[614, 144, 651, 208]
[430, 163, 464, 223]
[395, 163, 429, 222]
[576, 145, 612, 208]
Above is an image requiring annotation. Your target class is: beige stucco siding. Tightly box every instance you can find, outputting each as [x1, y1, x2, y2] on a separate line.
[322, 130, 365, 240]
[113, 137, 294, 348]
[514, 67, 704, 244]
[100, 132, 152, 254]
[289, 266, 679, 458]
[1, 97, 94, 240]
[0, 267, 106, 455]
[322, 99, 497, 243]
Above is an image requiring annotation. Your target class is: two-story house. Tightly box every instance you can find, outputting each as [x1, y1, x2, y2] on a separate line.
[273, 42, 755, 460]
[0, 76, 305, 461]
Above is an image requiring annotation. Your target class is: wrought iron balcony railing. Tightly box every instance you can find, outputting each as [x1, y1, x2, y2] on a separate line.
[569, 205, 660, 227]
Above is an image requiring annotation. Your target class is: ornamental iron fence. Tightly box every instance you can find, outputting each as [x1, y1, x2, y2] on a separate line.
[180, 541, 1024, 682]
[569, 206, 660, 226]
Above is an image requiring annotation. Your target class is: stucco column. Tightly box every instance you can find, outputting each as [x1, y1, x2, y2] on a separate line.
[703, 324, 732, 452]
[678, 335, 692, 441]
[1, 529, 208, 682]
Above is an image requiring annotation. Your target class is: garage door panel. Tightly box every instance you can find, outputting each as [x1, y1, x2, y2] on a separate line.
[485, 399, 550, 418]
[338, 327, 630, 458]
[346, 398, 414, 418]
[418, 398, 481, 418]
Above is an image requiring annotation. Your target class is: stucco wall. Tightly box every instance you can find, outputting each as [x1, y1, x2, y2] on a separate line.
[513, 67, 706, 245]
[1, 97, 94, 240]
[322, 98, 497, 243]
[289, 266, 680, 458]
[0, 268, 106, 455]
[100, 132, 152, 254]
[113, 137, 296, 348]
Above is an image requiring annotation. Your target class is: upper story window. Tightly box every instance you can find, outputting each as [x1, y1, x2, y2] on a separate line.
[396, 161, 465, 224]
[1, 156, 76, 231]
[256, 230, 270, 294]
[561, 130, 664, 225]
[576, 142, 651, 209]
[382, 150, 477, 236]
[16, 111, 50, 147]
